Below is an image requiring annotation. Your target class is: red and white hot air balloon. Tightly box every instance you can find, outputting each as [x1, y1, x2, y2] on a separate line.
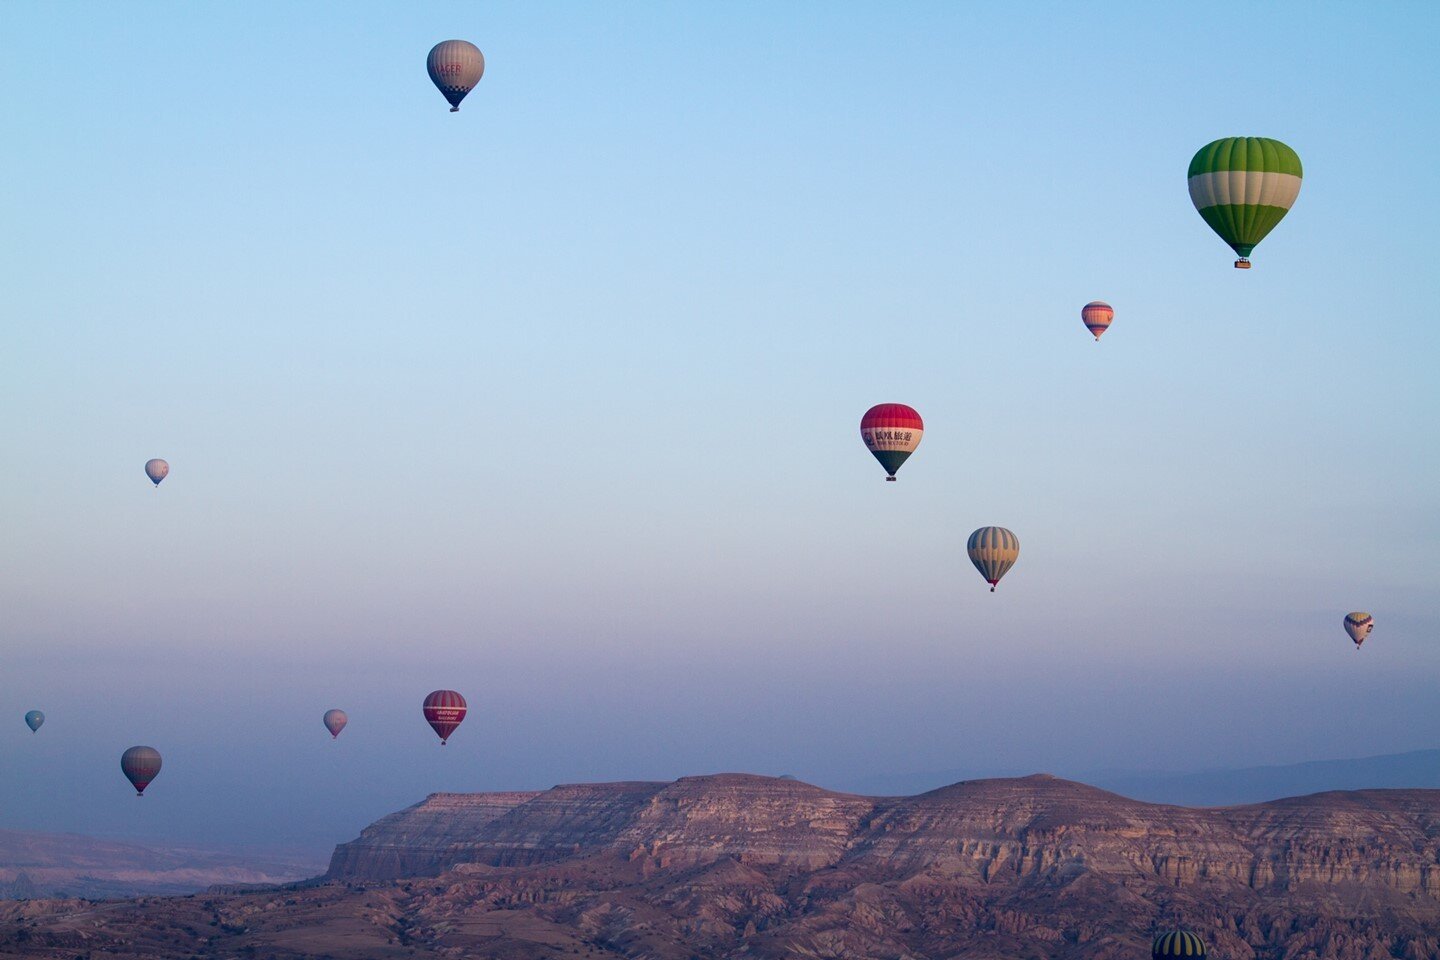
[423, 690, 467, 744]
[1081, 301, 1113, 341]
[860, 404, 924, 481]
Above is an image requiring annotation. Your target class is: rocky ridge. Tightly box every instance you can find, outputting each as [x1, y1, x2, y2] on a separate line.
[3, 772, 1439, 958]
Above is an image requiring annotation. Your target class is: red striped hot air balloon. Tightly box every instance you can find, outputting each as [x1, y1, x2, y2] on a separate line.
[1081, 301, 1113, 341]
[860, 404, 924, 481]
[423, 690, 467, 745]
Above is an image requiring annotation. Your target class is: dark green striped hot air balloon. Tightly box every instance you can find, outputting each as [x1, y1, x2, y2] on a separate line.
[1188, 137, 1302, 268]
[1153, 930, 1206, 959]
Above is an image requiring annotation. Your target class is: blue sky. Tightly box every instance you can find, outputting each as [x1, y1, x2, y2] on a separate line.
[2, 2, 1437, 855]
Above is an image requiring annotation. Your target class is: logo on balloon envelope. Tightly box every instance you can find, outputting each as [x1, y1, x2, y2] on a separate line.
[427, 40, 485, 111]
[859, 404, 924, 481]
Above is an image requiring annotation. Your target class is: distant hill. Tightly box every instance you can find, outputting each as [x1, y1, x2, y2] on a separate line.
[0, 829, 323, 899]
[844, 748, 1440, 806]
[1090, 748, 1440, 806]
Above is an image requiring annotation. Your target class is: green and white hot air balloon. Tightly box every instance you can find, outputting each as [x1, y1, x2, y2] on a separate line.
[1188, 137, 1302, 268]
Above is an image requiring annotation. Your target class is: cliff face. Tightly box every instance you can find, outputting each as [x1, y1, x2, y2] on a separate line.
[327, 773, 1440, 903]
[325, 790, 540, 879]
[6, 773, 1440, 959]
[315, 773, 1440, 958]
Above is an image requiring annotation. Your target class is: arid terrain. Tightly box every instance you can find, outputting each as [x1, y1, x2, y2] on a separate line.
[3, 773, 1440, 958]
[0, 829, 321, 900]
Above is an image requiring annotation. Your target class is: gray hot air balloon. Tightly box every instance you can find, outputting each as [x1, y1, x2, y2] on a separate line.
[967, 526, 1020, 592]
[427, 40, 485, 112]
[144, 459, 169, 487]
[120, 746, 162, 796]
[24, 711, 44, 733]
[323, 709, 348, 739]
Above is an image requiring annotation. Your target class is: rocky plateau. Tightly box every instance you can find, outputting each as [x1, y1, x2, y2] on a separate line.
[3, 772, 1439, 958]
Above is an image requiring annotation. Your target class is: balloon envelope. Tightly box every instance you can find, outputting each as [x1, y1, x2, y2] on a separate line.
[120, 746, 162, 796]
[1153, 931, 1206, 959]
[860, 404, 923, 480]
[323, 709, 348, 739]
[1188, 137, 1302, 266]
[1081, 301, 1113, 341]
[427, 40, 484, 111]
[423, 690, 467, 744]
[144, 459, 169, 486]
[967, 526, 1019, 592]
[1344, 612, 1373, 649]
[24, 710, 43, 733]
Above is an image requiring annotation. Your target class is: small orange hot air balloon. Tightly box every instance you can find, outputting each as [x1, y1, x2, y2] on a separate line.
[1081, 301, 1113, 341]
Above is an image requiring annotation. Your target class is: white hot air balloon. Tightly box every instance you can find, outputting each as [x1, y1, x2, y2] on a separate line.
[323, 709, 348, 740]
[145, 459, 169, 487]
[427, 41, 485, 112]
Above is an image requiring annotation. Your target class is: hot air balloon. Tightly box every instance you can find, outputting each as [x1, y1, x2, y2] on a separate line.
[967, 526, 1019, 592]
[1188, 137, 1302, 268]
[1081, 301, 1113, 341]
[24, 711, 44, 733]
[120, 746, 162, 796]
[1152, 930, 1206, 959]
[1344, 612, 1373, 650]
[423, 690, 467, 744]
[860, 404, 923, 481]
[144, 459, 169, 487]
[323, 709, 348, 739]
[427, 41, 485, 112]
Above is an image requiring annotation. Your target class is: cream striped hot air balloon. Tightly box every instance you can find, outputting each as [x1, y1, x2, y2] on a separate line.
[1344, 612, 1373, 650]
[1188, 137, 1302, 268]
[967, 527, 1019, 593]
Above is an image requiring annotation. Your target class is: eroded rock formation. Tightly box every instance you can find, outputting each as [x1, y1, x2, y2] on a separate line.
[5, 773, 1440, 958]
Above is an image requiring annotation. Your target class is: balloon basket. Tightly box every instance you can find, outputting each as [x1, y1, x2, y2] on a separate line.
[1234, 259, 1251, 269]
[885, 476, 896, 482]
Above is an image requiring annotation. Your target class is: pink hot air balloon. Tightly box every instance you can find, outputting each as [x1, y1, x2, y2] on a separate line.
[323, 709, 348, 740]
[144, 459, 169, 487]
[1081, 301, 1113, 342]
[120, 746, 162, 796]
[859, 404, 924, 481]
[423, 690, 467, 745]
